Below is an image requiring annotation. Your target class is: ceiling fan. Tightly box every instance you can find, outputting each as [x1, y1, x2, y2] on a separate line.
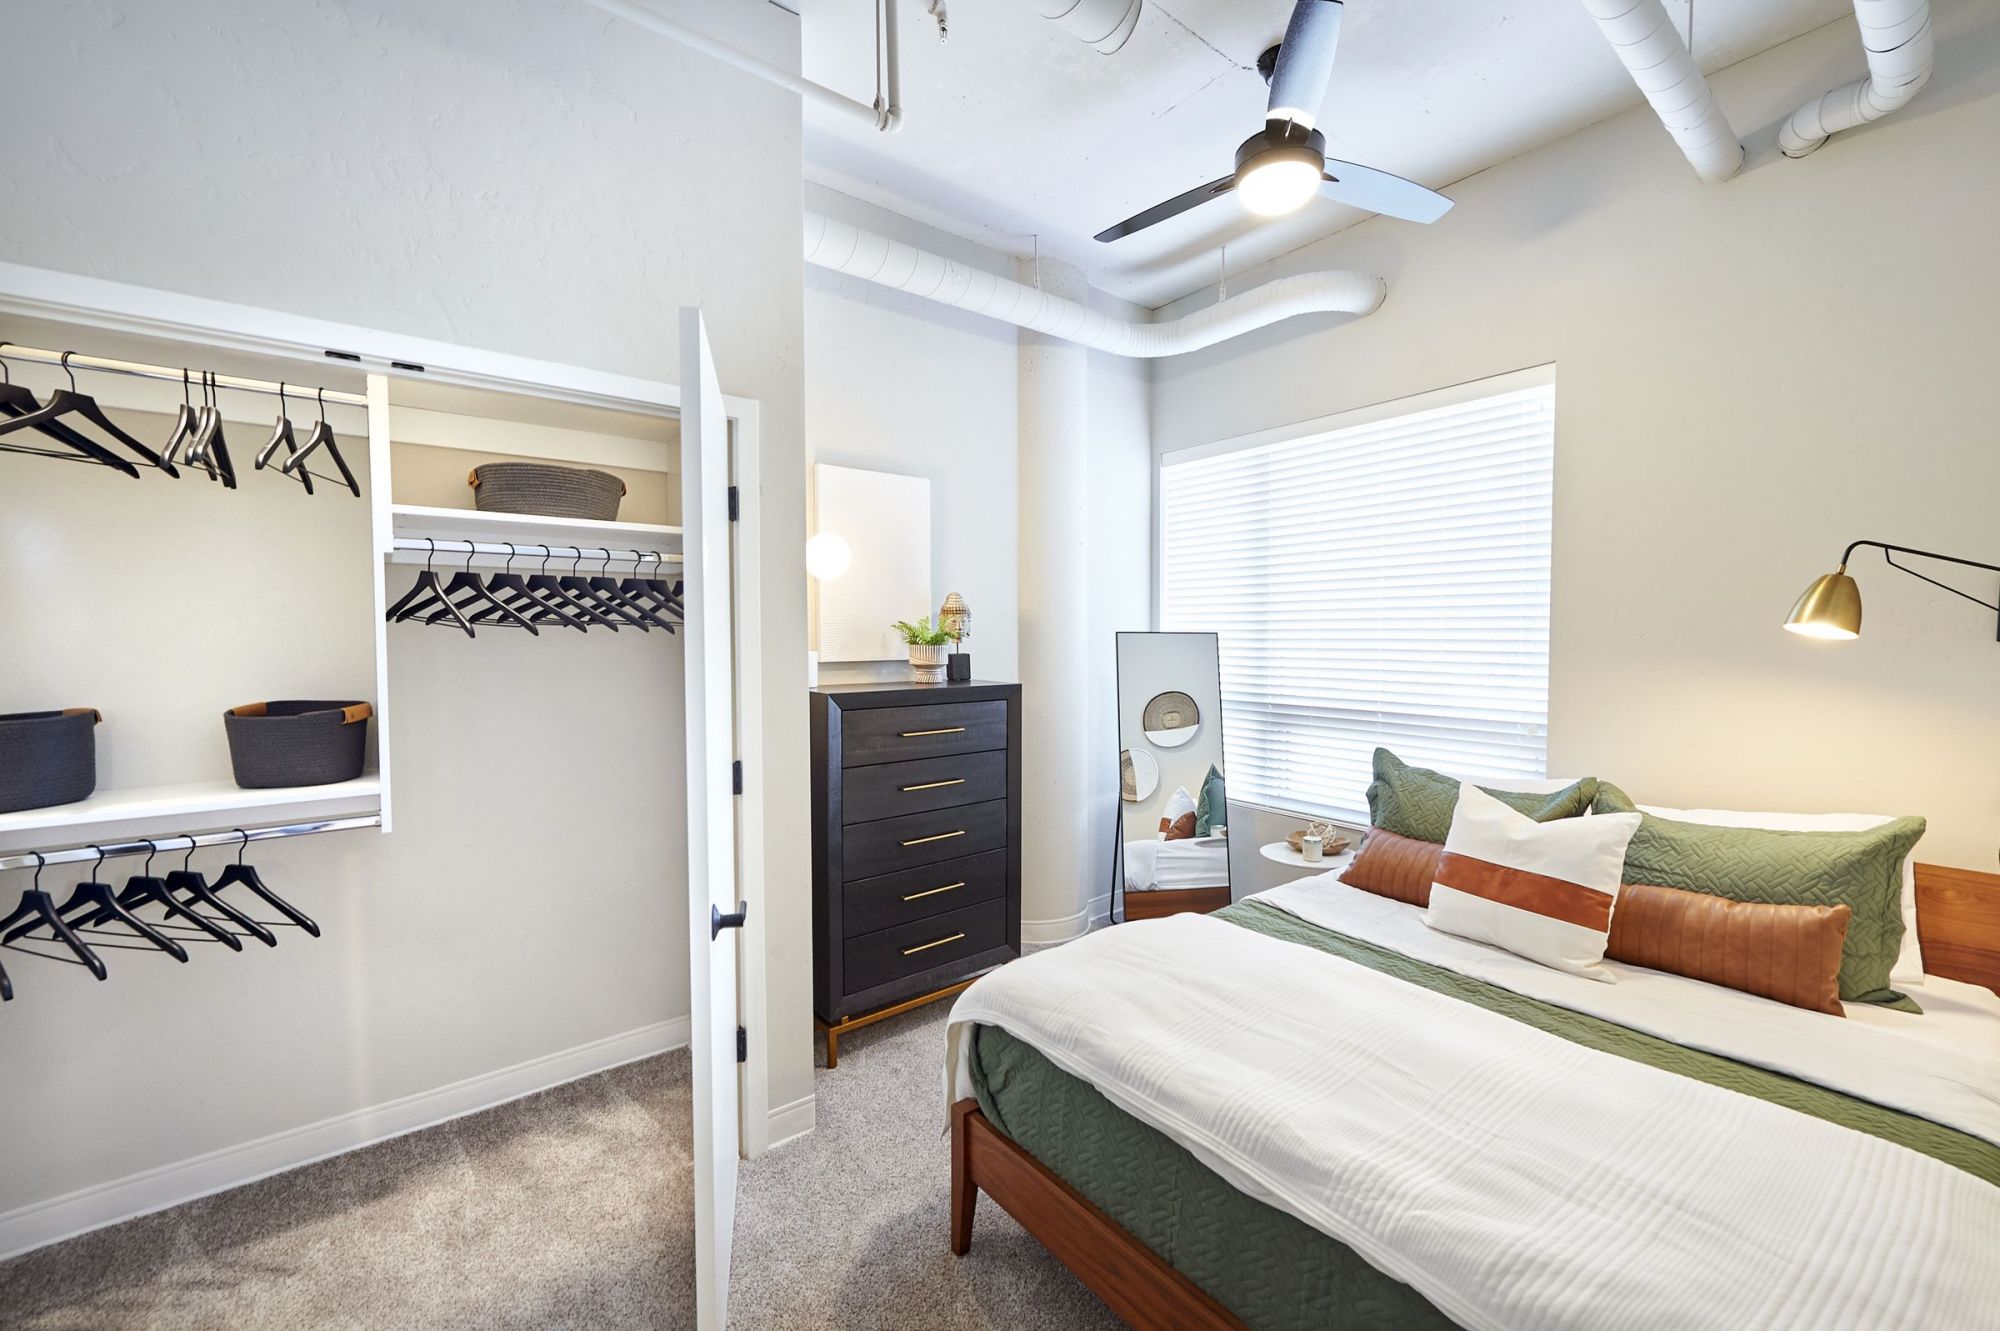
[1094, 0, 1453, 243]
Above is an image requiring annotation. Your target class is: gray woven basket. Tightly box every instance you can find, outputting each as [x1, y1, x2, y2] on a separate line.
[470, 462, 625, 521]
[224, 701, 372, 789]
[0, 708, 100, 813]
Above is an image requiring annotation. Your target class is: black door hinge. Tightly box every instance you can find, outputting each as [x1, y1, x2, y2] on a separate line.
[735, 1025, 748, 1063]
[727, 486, 740, 521]
[732, 760, 743, 794]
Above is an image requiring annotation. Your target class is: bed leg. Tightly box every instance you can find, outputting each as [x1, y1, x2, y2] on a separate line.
[950, 1098, 979, 1256]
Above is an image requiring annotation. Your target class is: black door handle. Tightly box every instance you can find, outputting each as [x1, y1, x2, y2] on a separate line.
[711, 901, 748, 940]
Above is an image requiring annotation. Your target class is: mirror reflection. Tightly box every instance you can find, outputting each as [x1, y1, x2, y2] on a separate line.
[1116, 632, 1230, 916]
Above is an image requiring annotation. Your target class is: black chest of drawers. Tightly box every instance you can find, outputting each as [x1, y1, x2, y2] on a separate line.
[810, 681, 1022, 1030]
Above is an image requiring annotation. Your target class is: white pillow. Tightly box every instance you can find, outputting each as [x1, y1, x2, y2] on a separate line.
[1157, 785, 1197, 839]
[1636, 803, 1925, 987]
[1426, 784, 1642, 981]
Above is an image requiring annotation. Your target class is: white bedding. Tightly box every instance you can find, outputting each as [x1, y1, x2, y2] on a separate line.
[1122, 836, 1229, 891]
[945, 884, 2000, 1331]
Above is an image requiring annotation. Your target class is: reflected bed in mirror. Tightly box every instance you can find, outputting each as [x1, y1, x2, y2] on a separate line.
[1115, 631, 1231, 922]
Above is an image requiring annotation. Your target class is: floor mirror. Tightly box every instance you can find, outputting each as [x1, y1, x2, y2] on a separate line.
[1114, 631, 1231, 922]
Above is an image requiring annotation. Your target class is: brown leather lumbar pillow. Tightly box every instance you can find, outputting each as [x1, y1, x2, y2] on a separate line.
[1340, 829, 1443, 907]
[1607, 882, 1851, 1016]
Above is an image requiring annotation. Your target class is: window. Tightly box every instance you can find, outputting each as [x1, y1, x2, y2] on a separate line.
[1159, 370, 1555, 824]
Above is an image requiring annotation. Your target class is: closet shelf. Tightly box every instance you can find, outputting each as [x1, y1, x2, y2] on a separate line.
[0, 777, 383, 853]
[389, 504, 682, 556]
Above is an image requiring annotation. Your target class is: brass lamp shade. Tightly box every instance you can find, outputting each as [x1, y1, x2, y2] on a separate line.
[1784, 570, 1863, 640]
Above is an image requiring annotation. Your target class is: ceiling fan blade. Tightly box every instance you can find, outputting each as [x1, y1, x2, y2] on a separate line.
[1320, 159, 1454, 223]
[1267, 0, 1343, 127]
[1094, 174, 1238, 243]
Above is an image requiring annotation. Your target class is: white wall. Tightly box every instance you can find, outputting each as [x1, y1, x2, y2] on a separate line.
[1157, 3, 2000, 888]
[803, 195, 1155, 935]
[0, 0, 810, 1237]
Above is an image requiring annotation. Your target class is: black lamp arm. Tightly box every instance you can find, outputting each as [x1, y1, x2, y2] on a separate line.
[1840, 540, 2000, 614]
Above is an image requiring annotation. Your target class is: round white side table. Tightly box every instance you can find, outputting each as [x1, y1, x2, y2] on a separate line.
[1258, 841, 1355, 878]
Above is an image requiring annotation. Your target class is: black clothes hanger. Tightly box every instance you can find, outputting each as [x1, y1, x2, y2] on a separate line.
[528, 544, 620, 630]
[0, 347, 146, 478]
[252, 383, 314, 493]
[387, 539, 476, 637]
[472, 544, 587, 633]
[166, 841, 276, 947]
[185, 372, 239, 488]
[17, 351, 182, 476]
[564, 549, 650, 631]
[428, 542, 539, 634]
[162, 368, 199, 467]
[281, 387, 361, 497]
[210, 829, 320, 936]
[89, 841, 242, 950]
[622, 549, 684, 623]
[0, 853, 108, 981]
[15, 847, 189, 962]
[606, 549, 677, 632]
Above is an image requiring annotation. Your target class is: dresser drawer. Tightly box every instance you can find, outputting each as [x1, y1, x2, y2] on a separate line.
[840, 701, 1009, 767]
[842, 799, 1008, 879]
[842, 848, 1008, 938]
[844, 898, 1009, 995]
[843, 750, 1007, 826]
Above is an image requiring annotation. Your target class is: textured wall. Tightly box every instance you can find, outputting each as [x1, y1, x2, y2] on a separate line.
[0, 0, 810, 1222]
[1157, 5, 2000, 883]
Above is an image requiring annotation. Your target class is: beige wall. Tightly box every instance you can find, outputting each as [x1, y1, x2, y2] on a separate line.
[1158, 4, 2000, 883]
[0, 0, 809, 1221]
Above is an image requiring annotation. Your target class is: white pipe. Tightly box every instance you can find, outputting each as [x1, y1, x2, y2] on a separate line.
[1579, 0, 1743, 184]
[583, 0, 902, 132]
[802, 211, 1384, 358]
[1038, 0, 1145, 55]
[1778, 0, 1933, 157]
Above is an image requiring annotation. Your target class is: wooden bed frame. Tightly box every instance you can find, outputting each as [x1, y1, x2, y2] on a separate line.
[949, 863, 2000, 1331]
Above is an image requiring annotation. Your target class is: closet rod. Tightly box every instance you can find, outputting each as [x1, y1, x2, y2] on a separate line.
[389, 538, 683, 564]
[0, 814, 382, 873]
[0, 344, 368, 407]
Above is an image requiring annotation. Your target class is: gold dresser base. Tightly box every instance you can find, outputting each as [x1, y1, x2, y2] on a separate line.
[816, 978, 979, 1069]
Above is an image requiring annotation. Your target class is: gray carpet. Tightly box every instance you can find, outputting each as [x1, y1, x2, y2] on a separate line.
[0, 1003, 1117, 1330]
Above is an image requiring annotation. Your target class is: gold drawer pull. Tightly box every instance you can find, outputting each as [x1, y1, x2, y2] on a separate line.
[900, 829, 966, 847]
[901, 778, 966, 792]
[901, 726, 966, 737]
[903, 932, 966, 956]
[902, 881, 966, 902]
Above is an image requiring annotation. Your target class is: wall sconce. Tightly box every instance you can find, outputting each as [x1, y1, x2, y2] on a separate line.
[1785, 540, 2000, 642]
[806, 531, 851, 582]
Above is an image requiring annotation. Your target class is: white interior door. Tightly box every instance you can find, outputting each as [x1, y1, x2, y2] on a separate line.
[681, 305, 740, 1331]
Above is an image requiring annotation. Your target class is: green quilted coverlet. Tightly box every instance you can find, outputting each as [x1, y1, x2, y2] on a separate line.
[968, 901, 1997, 1331]
[1365, 747, 1595, 844]
[1594, 782, 1924, 1006]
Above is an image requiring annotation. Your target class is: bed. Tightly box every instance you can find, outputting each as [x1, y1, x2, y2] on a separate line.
[945, 863, 2000, 1331]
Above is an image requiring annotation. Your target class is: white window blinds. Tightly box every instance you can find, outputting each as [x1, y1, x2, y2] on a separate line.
[1160, 375, 1555, 824]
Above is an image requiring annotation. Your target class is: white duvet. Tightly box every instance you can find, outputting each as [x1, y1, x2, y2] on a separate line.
[945, 876, 2000, 1331]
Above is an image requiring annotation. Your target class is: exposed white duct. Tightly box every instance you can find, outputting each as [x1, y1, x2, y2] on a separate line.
[1579, 0, 1743, 184]
[1038, 0, 1145, 56]
[1778, 0, 1934, 158]
[802, 212, 1383, 359]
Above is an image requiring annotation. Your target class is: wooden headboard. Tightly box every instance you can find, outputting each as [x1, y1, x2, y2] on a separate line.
[1914, 863, 2000, 995]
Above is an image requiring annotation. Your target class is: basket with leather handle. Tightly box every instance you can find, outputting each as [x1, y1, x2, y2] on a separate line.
[223, 701, 373, 789]
[0, 708, 102, 813]
[469, 462, 625, 521]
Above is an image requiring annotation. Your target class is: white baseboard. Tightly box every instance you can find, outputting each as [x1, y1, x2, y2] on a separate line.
[764, 1093, 818, 1152]
[0, 1016, 691, 1262]
[1023, 892, 1112, 950]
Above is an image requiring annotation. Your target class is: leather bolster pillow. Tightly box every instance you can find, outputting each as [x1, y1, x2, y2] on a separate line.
[1339, 829, 1442, 907]
[1607, 882, 1850, 1016]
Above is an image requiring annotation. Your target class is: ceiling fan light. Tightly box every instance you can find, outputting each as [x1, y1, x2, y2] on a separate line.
[1237, 154, 1322, 217]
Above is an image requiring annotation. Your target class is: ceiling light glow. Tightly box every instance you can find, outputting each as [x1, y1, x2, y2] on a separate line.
[1236, 156, 1321, 217]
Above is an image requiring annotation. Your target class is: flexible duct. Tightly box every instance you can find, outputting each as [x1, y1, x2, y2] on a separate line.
[802, 211, 1385, 358]
[1038, 0, 1145, 55]
[1778, 0, 1933, 157]
[1579, 0, 1743, 184]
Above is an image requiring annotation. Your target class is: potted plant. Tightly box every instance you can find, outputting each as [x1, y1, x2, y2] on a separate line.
[893, 616, 953, 683]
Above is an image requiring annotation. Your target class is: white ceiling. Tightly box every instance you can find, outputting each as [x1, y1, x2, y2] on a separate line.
[802, 0, 1852, 306]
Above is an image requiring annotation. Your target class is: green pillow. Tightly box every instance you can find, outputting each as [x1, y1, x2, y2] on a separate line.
[1596, 782, 1924, 1008]
[1365, 748, 1597, 845]
[1195, 765, 1227, 836]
